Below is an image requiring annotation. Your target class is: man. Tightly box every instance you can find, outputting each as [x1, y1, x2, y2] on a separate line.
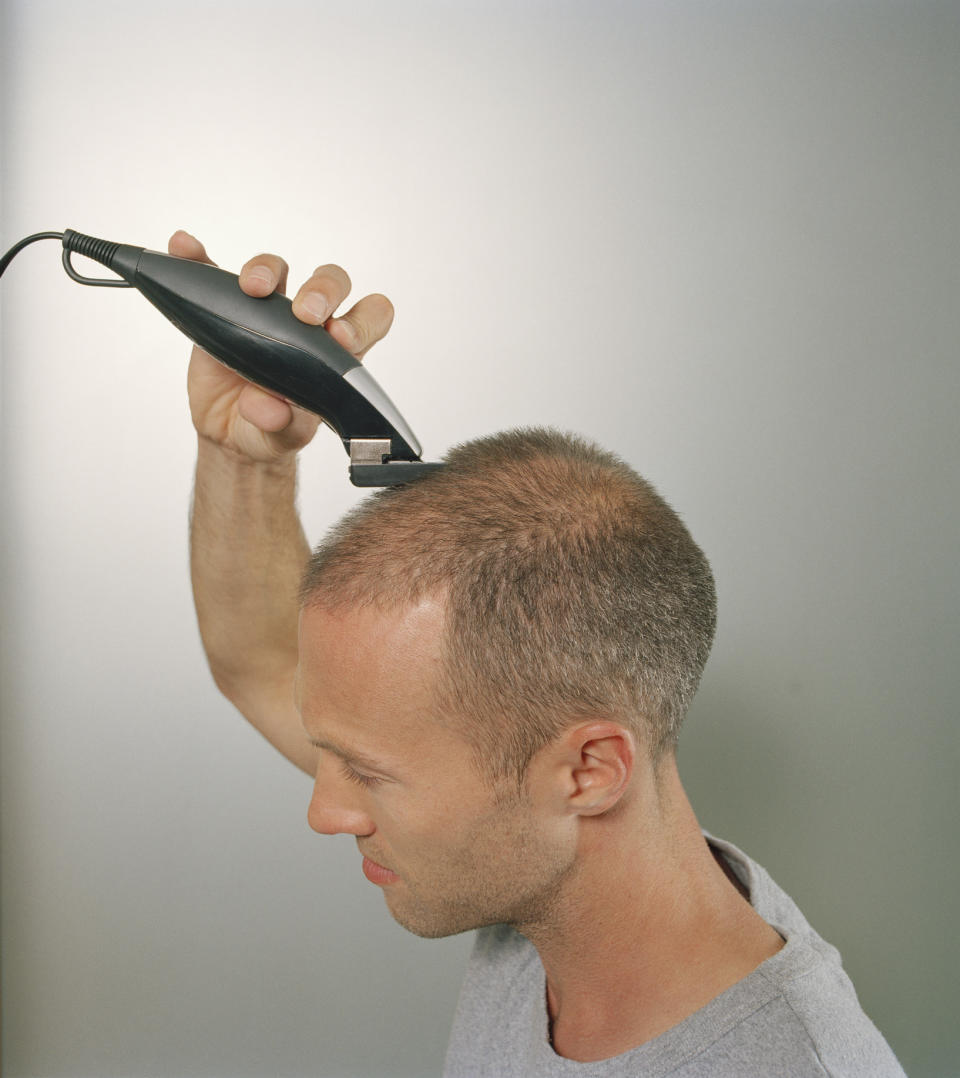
[174, 229, 905, 1076]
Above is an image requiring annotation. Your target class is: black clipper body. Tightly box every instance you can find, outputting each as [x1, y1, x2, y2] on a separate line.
[61, 229, 444, 487]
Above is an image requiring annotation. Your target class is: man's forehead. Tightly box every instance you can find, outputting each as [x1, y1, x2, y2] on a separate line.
[295, 668, 407, 774]
[296, 598, 448, 703]
[296, 595, 451, 763]
[298, 594, 447, 648]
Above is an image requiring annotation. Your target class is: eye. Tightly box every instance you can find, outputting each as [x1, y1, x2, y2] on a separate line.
[339, 759, 381, 789]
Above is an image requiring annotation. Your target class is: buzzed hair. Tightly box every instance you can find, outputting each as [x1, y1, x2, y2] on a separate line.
[300, 428, 716, 783]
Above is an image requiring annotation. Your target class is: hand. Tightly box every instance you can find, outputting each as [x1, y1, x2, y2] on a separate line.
[169, 230, 395, 464]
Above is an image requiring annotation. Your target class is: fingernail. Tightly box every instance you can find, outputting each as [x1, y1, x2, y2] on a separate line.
[332, 318, 356, 348]
[247, 264, 274, 286]
[300, 293, 331, 322]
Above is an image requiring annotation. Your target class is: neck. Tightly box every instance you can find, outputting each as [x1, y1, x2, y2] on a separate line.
[516, 756, 783, 1063]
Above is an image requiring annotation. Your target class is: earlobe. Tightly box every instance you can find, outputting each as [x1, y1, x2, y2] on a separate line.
[565, 722, 636, 817]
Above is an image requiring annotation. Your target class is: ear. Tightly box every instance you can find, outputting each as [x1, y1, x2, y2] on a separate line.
[561, 721, 636, 817]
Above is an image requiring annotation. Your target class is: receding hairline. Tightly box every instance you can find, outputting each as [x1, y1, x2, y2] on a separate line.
[298, 429, 682, 609]
[297, 426, 717, 780]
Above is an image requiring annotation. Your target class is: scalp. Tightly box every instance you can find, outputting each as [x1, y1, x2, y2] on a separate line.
[301, 428, 716, 782]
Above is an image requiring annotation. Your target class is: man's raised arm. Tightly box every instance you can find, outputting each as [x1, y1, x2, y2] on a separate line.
[173, 230, 394, 775]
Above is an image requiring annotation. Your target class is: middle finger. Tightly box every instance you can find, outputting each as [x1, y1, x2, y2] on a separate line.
[239, 252, 290, 298]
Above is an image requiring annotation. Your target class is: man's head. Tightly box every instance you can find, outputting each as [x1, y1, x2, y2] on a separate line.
[300, 428, 716, 784]
[296, 428, 716, 937]
[297, 597, 584, 937]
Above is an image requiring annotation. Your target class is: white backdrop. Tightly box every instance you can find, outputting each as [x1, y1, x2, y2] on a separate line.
[2, 2, 958, 1076]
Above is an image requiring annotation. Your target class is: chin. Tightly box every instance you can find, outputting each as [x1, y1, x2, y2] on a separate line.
[387, 906, 484, 940]
[384, 893, 501, 940]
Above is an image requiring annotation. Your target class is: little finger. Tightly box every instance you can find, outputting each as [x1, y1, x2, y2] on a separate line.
[327, 292, 395, 360]
[290, 263, 352, 325]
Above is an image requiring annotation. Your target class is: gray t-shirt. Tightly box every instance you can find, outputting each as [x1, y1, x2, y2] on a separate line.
[443, 833, 904, 1077]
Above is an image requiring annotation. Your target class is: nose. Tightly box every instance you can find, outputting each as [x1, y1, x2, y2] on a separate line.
[307, 755, 375, 837]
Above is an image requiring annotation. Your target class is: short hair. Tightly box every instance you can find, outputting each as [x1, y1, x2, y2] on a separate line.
[300, 428, 716, 783]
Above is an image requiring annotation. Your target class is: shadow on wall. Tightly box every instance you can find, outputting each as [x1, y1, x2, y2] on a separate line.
[678, 667, 948, 1078]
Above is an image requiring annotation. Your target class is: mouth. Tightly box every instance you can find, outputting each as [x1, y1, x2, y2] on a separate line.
[361, 855, 400, 886]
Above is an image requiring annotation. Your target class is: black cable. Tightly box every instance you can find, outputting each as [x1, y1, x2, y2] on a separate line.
[1, 229, 133, 287]
[0, 231, 64, 278]
[62, 246, 132, 287]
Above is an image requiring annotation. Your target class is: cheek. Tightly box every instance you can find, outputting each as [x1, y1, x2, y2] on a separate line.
[377, 781, 494, 858]
[371, 788, 451, 845]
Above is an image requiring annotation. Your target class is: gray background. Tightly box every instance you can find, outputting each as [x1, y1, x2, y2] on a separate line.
[2, 1, 957, 1075]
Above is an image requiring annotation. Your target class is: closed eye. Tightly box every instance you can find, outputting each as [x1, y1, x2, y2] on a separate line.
[338, 759, 381, 789]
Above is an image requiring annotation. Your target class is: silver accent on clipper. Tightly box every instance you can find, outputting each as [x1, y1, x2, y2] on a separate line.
[349, 439, 392, 465]
[343, 366, 422, 459]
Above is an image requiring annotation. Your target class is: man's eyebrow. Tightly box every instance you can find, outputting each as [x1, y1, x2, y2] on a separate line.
[304, 734, 392, 774]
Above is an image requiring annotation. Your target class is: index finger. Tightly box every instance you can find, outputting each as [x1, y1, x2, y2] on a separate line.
[168, 230, 216, 265]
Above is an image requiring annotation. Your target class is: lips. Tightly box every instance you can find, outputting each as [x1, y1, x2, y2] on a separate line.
[361, 855, 400, 886]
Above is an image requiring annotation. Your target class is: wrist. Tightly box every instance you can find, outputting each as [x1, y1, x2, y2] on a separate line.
[196, 433, 300, 478]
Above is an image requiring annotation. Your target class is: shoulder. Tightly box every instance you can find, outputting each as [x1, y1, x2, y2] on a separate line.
[749, 945, 906, 1077]
[698, 833, 907, 1078]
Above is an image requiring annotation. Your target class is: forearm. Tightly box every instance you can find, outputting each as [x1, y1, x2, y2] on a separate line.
[191, 436, 316, 774]
[173, 229, 392, 775]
